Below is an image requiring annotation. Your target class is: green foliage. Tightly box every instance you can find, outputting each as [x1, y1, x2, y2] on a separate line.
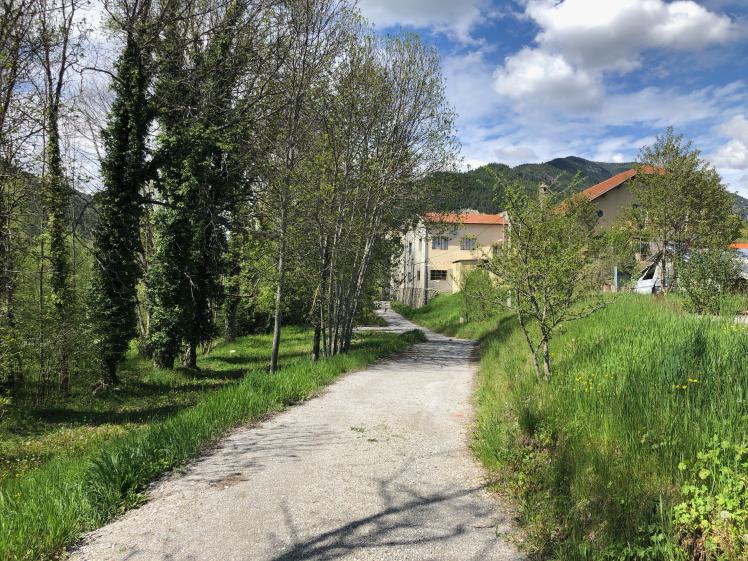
[0, 329, 423, 560]
[678, 250, 741, 315]
[487, 186, 605, 380]
[460, 268, 495, 323]
[407, 292, 748, 559]
[674, 439, 748, 560]
[147, 202, 194, 368]
[0, 395, 9, 423]
[88, 33, 152, 384]
[631, 129, 742, 292]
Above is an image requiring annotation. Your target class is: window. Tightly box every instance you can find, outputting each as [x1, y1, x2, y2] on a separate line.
[597, 209, 604, 218]
[416, 270, 421, 281]
[430, 269, 447, 281]
[431, 237, 448, 250]
[408, 241, 412, 254]
[460, 237, 476, 251]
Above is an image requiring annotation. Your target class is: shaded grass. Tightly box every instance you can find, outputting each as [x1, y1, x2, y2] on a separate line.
[402, 292, 748, 558]
[0, 327, 314, 482]
[0, 329, 425, 561]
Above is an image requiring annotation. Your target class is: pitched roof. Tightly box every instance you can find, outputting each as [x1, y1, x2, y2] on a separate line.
[424, 212, 509, 225]
[731, 243, 748, 250]
[581, 165, 658, 202]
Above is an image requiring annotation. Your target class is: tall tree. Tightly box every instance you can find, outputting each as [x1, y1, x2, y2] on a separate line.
[148, 0, 270, 368]
[0, 0, 37, 386]
[307, 31, 457, 358]
[88, 0, 155, 386]
[36, 0, 83, 393]
[260, 0, 349, 373]
[631, 128, 742, 292]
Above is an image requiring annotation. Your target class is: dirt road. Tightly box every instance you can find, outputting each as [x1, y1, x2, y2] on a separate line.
[71, 308, 520, 561]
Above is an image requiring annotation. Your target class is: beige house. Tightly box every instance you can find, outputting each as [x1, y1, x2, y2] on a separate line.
[581, 167, 655, 226]
[394, 212, 509, 307]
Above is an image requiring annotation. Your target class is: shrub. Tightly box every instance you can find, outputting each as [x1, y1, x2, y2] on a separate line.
[679, 250, 741, 315]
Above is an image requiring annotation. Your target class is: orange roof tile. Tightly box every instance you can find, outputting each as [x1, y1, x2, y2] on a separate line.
[424, 212, 509, 225]
[581, 166, 658, 202]
[731, 243, 748, 249]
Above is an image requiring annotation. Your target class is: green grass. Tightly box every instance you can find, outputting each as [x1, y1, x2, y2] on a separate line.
[392, 295, 504, 339]
[0, 327, 315, 483]
[399, 292, 748, 559]
[0, 328, 424, 561]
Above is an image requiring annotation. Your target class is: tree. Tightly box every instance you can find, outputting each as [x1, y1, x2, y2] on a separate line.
[0, 0, 37, 387]
[486, 187, 604, 381]
[257, 0, 350, 373]
[36, 0, 85, 393]
[631, 128, 742, 293]
[147, 0, 274, 368]
[305, 30, 457, 359]
[87, 0, 155, 386]
[678, 249, 740, 315]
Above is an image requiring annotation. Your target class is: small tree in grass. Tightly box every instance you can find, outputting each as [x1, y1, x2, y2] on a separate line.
[485, 186, 606, 381]
[631, 128, 742, 293]
[678, 249, 740, 315]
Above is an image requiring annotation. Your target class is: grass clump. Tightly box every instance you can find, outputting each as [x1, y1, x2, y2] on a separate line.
[0, 329, 424, 561]
[403, 292, 748, 559]
[393, 294, 502, 340]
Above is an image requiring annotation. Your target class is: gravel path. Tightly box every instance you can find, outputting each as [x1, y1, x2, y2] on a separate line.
[70, 308, 521, 561]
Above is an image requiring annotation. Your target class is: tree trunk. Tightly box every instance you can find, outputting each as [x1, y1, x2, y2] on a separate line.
[102, 356, 120, 387]
[154, 349, 175, 369]
[541, 338, 551, 381]
[184, 339, 198, 369]
[312, 324, 321, 361]
[517, 309, 542, 381]
[270, 222, 286, 373]
[225, 299, 237, 343]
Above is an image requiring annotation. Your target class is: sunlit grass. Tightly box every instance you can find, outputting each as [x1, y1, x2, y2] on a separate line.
[0, 328, 424, 561]
[403, 292, 748, 556]
[0, 327, 313, 482]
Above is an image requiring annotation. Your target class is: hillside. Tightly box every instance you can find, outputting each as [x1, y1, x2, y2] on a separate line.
[431, 156, 748, 219]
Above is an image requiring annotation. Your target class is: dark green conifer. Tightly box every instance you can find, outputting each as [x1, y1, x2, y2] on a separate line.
[88, 31, 152, 385]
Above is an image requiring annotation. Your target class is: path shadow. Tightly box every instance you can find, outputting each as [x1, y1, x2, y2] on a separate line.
[260, 456, 508, 561]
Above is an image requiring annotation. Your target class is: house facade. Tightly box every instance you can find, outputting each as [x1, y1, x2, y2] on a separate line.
[581, 168, 639, 227]
[394, 212, 509, 307]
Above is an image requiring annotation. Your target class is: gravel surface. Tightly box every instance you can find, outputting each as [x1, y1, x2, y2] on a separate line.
[70, 308, 521, 561]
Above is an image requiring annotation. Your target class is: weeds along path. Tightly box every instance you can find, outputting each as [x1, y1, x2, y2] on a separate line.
[71, 309, 520, 561]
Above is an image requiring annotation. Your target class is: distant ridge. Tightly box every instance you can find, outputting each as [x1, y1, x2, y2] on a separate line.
[430, 156, 748, 219]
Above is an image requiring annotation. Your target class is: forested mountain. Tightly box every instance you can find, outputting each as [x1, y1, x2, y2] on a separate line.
[431, 156, 748, 219]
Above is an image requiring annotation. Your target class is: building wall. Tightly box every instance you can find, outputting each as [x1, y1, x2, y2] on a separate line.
[593, 181, 634, 228]
[395, 220, 506, 306]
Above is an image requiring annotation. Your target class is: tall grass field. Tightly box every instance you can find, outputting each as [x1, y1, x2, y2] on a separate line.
[399, 293, 748, 560]
[0, 329, 424, 561]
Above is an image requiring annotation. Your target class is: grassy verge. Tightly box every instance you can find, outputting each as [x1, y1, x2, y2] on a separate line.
[0, 329, 424, 561]
[392, 296, 504, 339]
[0, 327, 317, 483]
[399, 293, 748, 559]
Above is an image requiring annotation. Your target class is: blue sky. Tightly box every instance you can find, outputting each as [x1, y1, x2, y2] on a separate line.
[358, 0, 748, 197]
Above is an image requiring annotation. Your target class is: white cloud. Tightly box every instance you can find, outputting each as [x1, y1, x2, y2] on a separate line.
[494, 48, 603, 110]
[493, 0, 742, 111]
[712, 114, 748, 170]
[357, 0, 492, 42]
[442, 50, 502, 123]
[526, 0, 741, 72]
